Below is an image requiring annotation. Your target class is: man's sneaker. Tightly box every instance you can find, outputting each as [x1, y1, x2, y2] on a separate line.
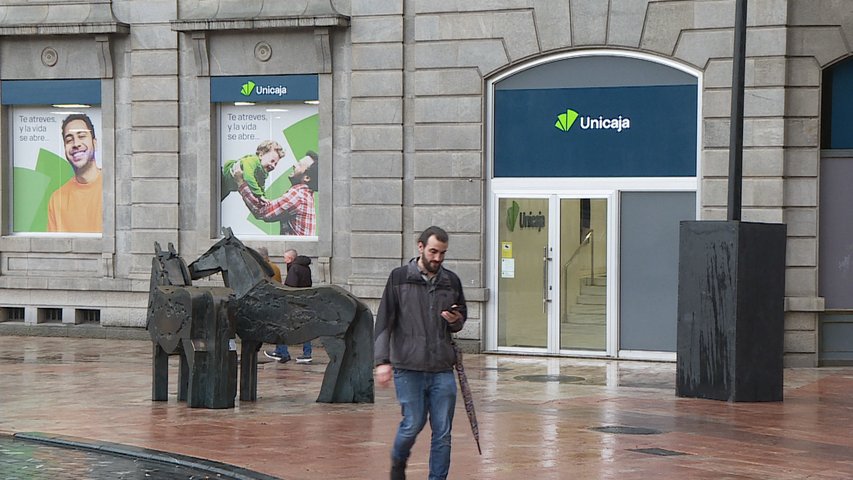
[263, 350, 281, 360]
[264, 350, 287, 362]
[296, 356, 313, 364]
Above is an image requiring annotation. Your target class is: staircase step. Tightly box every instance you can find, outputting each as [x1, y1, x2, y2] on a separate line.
[579, 284, 606, 297]
[576, 294, 605, 305]
[569, 304, 605, 315]
[562, 313, 605, 325]
[582, 276, 607, 287]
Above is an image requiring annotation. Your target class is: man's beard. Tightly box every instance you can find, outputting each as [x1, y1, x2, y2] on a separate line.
[422, 258, 441, 274]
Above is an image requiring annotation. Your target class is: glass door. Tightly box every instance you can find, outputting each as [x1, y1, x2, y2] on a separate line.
[558, 198, 607, 351]
[496, 197, 550, 348]
[496, 195, 609, 353]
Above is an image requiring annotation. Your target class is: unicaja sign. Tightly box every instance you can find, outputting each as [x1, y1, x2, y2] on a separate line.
[240, 80, 288, 97]
[555, 109, 631, 133]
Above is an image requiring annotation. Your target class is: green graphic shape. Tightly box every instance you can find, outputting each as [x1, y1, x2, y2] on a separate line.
[555, 109, 579, 132]
[240, 81, 256, 96]
[13, 148, 72, 232]
[506, 200, 520, 232]
[283, 113, 320, 162]
[245, 113, 320, 235]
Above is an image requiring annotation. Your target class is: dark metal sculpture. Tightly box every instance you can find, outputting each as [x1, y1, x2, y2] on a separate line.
[188, 229, 374, 404]
[147, 242, 191, 402]
[146, 242, 238, 408]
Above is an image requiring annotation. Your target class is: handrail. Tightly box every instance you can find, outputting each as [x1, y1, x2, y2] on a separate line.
[562, 230, 593, 272]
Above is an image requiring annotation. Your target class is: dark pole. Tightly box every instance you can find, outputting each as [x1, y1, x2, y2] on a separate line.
[727, 0, 748, 221]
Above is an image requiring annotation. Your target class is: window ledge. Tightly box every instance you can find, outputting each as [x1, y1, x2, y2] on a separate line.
[0, 22, 129, 36]
[171, 15, 350, 32]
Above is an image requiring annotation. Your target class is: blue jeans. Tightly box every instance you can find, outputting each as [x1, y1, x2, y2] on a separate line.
[273, 342, 312, 359]
[392, 368, 457, 480]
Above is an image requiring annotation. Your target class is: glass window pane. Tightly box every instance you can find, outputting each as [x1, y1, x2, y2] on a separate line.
[560, 198, 607, 351]
[497, 197, 549, 348]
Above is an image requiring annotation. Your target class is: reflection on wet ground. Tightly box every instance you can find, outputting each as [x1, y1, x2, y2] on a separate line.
[0, 435, 229, 479]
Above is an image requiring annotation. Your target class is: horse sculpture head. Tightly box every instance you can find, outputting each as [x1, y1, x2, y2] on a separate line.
[151, 242, 192, 289]
[187, 227, 275, 298]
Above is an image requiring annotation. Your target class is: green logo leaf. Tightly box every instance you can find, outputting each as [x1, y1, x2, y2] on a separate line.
[555, 109, 579, 132]
[506, 200, 520, 232]
[240, 81, 256, 96]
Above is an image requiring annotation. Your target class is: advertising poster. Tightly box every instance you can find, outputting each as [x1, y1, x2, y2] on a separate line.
[219, 102, 319, 237]
[11, 106, 103, 234]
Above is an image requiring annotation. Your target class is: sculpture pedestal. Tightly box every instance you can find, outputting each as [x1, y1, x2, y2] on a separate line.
[676, 221, 786, 402]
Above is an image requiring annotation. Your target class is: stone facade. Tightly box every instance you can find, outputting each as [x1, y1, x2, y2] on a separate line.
[0, 0, 850, 367]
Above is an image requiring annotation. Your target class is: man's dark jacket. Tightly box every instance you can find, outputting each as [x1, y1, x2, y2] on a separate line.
[284, 255, 312, 287]
[374, 257, 467, 372]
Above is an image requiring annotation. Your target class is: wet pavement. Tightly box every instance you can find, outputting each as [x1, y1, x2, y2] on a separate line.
[1, 335, 853, 479]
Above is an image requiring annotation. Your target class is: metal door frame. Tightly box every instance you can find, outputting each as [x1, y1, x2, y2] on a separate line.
[486, 188, 618, 357]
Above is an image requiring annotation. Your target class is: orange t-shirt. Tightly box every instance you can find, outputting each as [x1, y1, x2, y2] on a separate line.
[47, 171, 103, 233]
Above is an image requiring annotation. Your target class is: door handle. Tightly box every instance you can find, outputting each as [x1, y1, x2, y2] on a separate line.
[543, 246, 552, 313]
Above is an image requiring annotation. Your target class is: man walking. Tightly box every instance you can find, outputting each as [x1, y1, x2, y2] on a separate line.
[265, 248, 314, 363]
[374, 226, 467, 480]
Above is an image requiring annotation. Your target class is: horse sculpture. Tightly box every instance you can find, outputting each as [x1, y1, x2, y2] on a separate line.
[187, 229, 374, 404]
[147, 242, 238, 408]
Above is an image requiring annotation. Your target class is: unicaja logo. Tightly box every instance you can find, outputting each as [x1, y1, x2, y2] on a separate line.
[555, 109, 579, 131]
[240, 81, 256, 96]
[555, 108, 632, 133]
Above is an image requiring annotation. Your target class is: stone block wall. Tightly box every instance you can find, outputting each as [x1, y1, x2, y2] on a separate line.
[0, 0, 850, 365]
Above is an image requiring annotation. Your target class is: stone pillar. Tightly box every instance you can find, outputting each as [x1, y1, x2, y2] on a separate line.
[349, 0, 405, 298]
[127, 24, 181, 278]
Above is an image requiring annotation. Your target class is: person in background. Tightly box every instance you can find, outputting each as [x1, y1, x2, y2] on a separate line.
[264, 248, 314, 363]
[256, 246, 281, 283]
[373, 226, 467, 480]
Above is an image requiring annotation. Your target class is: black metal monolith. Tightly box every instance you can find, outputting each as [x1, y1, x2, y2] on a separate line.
[676, 221, 786, 401]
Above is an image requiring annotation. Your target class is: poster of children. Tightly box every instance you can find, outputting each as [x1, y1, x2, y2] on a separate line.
[219, 102, 319, 237]
[12, 107, 103, 234]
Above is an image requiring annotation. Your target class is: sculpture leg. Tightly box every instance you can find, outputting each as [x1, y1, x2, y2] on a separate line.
[317, 336, 345, 403]
[152, 343, 169, 401]
[206, 297, 236, 409]
[184, 338, 205, 408]
[317, 306, 376, 403]
[239, 340, 262, 401]
[347, 305, 376, 403]
[178, 349, 189, 402]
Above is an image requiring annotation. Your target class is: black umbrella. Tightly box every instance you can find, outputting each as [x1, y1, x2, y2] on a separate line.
[452, 342, 481, 455]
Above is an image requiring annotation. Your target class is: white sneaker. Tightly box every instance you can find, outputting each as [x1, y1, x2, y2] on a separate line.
[296, 356, 313, 364]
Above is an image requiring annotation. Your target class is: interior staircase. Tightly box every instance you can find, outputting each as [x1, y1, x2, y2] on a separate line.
[561, 275, 606, 350]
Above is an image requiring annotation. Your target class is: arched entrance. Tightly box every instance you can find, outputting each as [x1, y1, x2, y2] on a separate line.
[484, 51, 701, 359]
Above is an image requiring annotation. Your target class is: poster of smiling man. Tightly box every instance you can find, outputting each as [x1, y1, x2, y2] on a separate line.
[219, 102, 319, 238]
[11, 107, 103, 234]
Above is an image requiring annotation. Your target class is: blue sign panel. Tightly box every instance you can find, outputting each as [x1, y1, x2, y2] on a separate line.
[211, 75, 318, 103]
[1, 79, 101, 105]
[494, 84, 697, 177]
[830, 60, 853, 149]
